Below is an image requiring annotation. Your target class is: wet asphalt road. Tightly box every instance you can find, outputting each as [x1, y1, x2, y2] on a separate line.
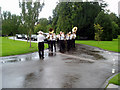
[0, 44, 119, 88]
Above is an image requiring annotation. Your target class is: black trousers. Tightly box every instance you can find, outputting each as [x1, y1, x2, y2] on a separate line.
[59, 40, 65, 53]
[38, 42, 44, 59]
[72, 39, 75, 48]
[48, 41, 53, 52]
[67, 40, 71, 51]
[57, 39, 59, 48]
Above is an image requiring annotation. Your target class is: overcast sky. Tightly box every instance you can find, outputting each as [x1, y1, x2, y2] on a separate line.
[0, 0, 119, 19]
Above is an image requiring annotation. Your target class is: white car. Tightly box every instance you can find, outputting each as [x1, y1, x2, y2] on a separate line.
[31, 34, 37, 41]
[16, 34, 22, 39]
[24, 35, 29, 40]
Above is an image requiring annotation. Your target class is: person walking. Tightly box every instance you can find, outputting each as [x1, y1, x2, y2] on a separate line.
[52, 32, 57, 52]
[71, 27, 77, 48]
[59, 31, 65, 53]
[46, 28, 54, 52]
[37, 31, 45, 59]
[66, 32, 72, 51]
[56, 34, 60, 48]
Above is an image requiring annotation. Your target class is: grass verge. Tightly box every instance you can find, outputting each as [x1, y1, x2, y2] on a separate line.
[108, 73, 120, 86]
[75, 37, 119, 52]
[0, 37, 48, 57]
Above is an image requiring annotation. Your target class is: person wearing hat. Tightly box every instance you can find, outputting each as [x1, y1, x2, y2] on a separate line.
[46, 28, 54, 52]
[66, 32, 72, 51]
[59, 31, 65, 53]
[52, 32, 57, 52]
[37, 31, 45, 59]
[71, 27, 77, 48]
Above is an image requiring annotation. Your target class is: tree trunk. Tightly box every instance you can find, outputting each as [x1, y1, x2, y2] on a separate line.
[30, 36, 31, 47]
[14, 36, 15, 41]
[27, 33, 28, 43]
[30, 29, 31, 48]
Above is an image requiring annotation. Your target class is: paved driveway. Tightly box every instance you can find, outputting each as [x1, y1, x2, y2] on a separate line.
[0, 43, 119, 88]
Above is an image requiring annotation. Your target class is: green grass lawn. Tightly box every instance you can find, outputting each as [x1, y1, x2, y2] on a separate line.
[109, 73, 120, 86]
[0, 37, 48, 57]
[75, 37, 119, 52]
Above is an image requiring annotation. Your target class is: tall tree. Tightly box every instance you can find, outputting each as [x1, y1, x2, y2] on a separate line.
[95, 11, 113, 41]
[52, 1, 103, 39]
[118, 16, 120, 35]
[2, 11, 12, 37]
[19, 0, 44, 47]
[39, 18, 48, 32]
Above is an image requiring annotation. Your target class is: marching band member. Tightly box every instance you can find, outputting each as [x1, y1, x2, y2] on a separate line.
[46, 28, 54, 52]
[52, 32, 57, 52]
[66, 32, 72, 51]
[59, 31, 65, 53]
[71, 27, 77, 48]
[56, 34, 60, 48]
[37, 31, 45, 59]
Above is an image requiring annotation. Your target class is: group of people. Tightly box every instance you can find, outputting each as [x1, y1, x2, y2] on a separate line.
[37, 27, 77, 59]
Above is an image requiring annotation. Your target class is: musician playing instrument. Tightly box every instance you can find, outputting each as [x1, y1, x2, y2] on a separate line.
[52, 31, 57, 52]
[46, 28, 54, 52]
[59, 31, 65, 53]
[71, 27, 77, 48]
[66, 32, 72, 51]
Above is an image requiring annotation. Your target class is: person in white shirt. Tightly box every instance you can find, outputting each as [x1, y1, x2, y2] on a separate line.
[66, 32, 72, 51]
[71, 27, 77, 48]
[59, 31, 65, 53]
[52, 33, 56, 52]
[56, 34, 60, 48]
[71, 32, 76, 48]
[37, 31, 45, 59]
[46, 28, 54, 52]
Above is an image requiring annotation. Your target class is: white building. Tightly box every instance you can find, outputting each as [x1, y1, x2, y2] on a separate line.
[118, 1, 120, 16]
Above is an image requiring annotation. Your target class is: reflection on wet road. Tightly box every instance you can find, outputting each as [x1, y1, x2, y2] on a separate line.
[1, 44, 119, 88]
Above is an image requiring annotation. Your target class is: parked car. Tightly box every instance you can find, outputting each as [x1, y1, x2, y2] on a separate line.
[31, 34, 37, 41]
[24, 35, 29, 40]
[16, 34, 22, 39]
[21, 34, 25, 39]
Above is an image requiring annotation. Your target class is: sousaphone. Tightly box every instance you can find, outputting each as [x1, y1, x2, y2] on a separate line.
[72, 27, 78, 33]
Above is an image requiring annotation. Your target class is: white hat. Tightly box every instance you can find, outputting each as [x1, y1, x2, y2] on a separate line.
[69, 32, 71, 34]
[37, 31, 43, 34]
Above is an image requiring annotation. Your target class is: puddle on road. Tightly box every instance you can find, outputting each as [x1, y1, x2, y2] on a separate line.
[65, 44, 106, 60]
[63, 58, 94, 64]
[63, 74, 80, 88]
[1, 51, 57, 64]
[23, 68, 43, 87]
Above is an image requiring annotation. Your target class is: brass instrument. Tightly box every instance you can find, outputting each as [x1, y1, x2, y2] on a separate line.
[49, 28, 54, 34]
[72, 27, 77, 33]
